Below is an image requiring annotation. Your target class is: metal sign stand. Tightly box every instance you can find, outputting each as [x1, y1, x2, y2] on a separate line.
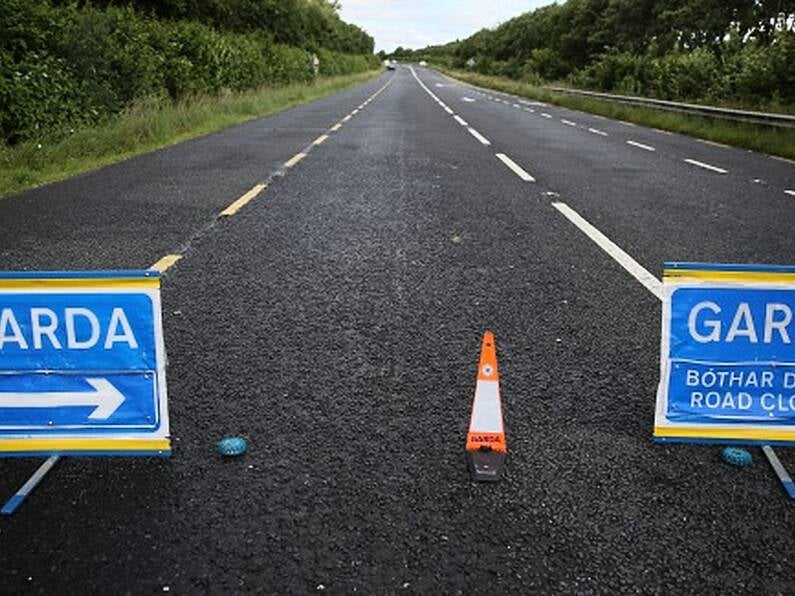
[2, 456, 61, 515]
[762, 447, 795, 499]
[0, 270, 172, 515]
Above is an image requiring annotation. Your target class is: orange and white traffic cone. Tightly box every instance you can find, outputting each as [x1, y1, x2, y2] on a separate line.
[466, 331, 507, 481]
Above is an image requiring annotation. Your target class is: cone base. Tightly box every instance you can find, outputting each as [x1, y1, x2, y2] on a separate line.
[468, 449, 505, 482]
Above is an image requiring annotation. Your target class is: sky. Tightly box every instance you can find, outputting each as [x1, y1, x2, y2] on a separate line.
[339, 0, 554, 53]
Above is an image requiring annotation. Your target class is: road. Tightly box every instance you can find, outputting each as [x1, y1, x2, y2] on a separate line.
[0, 66, 793, 593]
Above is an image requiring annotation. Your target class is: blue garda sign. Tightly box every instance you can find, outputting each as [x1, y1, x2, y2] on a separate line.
[655, 263, 795, 446]
[0, 271, 170, 456]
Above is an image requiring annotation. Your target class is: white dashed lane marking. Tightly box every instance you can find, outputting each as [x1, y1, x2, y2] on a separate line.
[684, 158, 728, 174]
[627, 140, 656, 152]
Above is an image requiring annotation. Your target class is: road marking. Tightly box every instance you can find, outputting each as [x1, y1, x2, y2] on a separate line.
[358, 104, 365, 109]
[653, 128, 674, 136]
[351, 109, 359, 115]
[552, 199, 792, 502]
[786, 190, 795, 197]
[151, 254, 182, 273]
[454, 115, 469, 126]
[561, 119, 577, 126]
[593, 114, 607, 120]
[467, 128, 491, 146]
[698, 139, 730, 149]
[330, 123, 342, 132]
[772, 155, 795, 166]
[496, 153, 535, 182]
[285, 153, 307, 168]
[626, 140, 656, 152]
[621, 121, 637, 127]
[551, 202, 662, 299]
[684, 158, 728, 174]
[220, 183, 267, 217]
[542, 113, 553, 119]
[342, 115, 352, 122]
[524, 108, 535, 113]
[462, 97, 476, 102]
[588, 127, 608, 137]
[444, 106, 454, 115]
[312, 134, 329, 146]
[513, 104, 521, 108]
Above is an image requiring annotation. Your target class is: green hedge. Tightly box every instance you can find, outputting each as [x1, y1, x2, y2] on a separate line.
[0, 1, 377, 145]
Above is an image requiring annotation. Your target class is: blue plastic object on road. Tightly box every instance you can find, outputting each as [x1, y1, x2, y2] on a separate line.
[217, 436, 247, 457]
[721, 447, 752, 468]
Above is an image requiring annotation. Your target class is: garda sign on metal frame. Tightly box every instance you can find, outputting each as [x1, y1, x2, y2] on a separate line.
[655, 263, 795, 446]
[0, 271, 170, 456]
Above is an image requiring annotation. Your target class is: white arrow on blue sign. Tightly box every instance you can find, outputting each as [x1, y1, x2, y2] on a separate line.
[0, 271, 170, 456]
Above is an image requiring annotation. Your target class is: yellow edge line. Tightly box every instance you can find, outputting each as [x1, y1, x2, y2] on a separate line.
[655, 426, 795, 441]
[0, 438, 171, 451]
[284, 153, 307, 168]
[220, 183, 266, 217]
[151, 254, 182, 273]
[0, 278, 158, 289]
[664, 270, 795, 283]
[313, 135, 329, 146]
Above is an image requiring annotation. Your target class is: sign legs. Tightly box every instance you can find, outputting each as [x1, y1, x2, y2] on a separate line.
[1, 456, 60, 515]
[762, 446, 795, 499]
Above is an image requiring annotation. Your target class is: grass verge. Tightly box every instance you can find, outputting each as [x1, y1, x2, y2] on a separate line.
[437, 68, 795, 162]
[0, 70, 381, 198]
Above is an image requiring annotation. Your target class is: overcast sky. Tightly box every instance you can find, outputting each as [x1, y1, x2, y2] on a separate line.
[339, 0, 554, 53]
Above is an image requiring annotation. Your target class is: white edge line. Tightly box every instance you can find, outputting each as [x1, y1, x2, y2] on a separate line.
[454, 115, 469, 126]
[588, 128, 608, 137]
[785, 190, 795, 197]
[496, 153, 535, 182]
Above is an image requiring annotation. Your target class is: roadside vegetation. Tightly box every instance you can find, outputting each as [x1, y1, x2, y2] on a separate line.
[0, 70, 379, 198]
[0, 0, 380, 196]
[394, 1, 795, 113]
[438, 69, 795, 161]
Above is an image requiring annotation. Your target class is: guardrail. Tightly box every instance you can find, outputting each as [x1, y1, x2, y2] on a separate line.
[544, 86, 795, 128]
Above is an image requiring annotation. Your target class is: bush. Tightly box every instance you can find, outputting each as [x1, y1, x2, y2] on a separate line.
[0, 1, 377, 145]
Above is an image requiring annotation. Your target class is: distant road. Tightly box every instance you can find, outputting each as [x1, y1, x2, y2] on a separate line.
[0, 66, 793, 593]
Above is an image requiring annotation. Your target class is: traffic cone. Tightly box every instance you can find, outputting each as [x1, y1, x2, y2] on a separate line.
[466, 331, 507, 481]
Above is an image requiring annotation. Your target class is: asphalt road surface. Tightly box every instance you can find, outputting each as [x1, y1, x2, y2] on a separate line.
[1, 66, 793, 594]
